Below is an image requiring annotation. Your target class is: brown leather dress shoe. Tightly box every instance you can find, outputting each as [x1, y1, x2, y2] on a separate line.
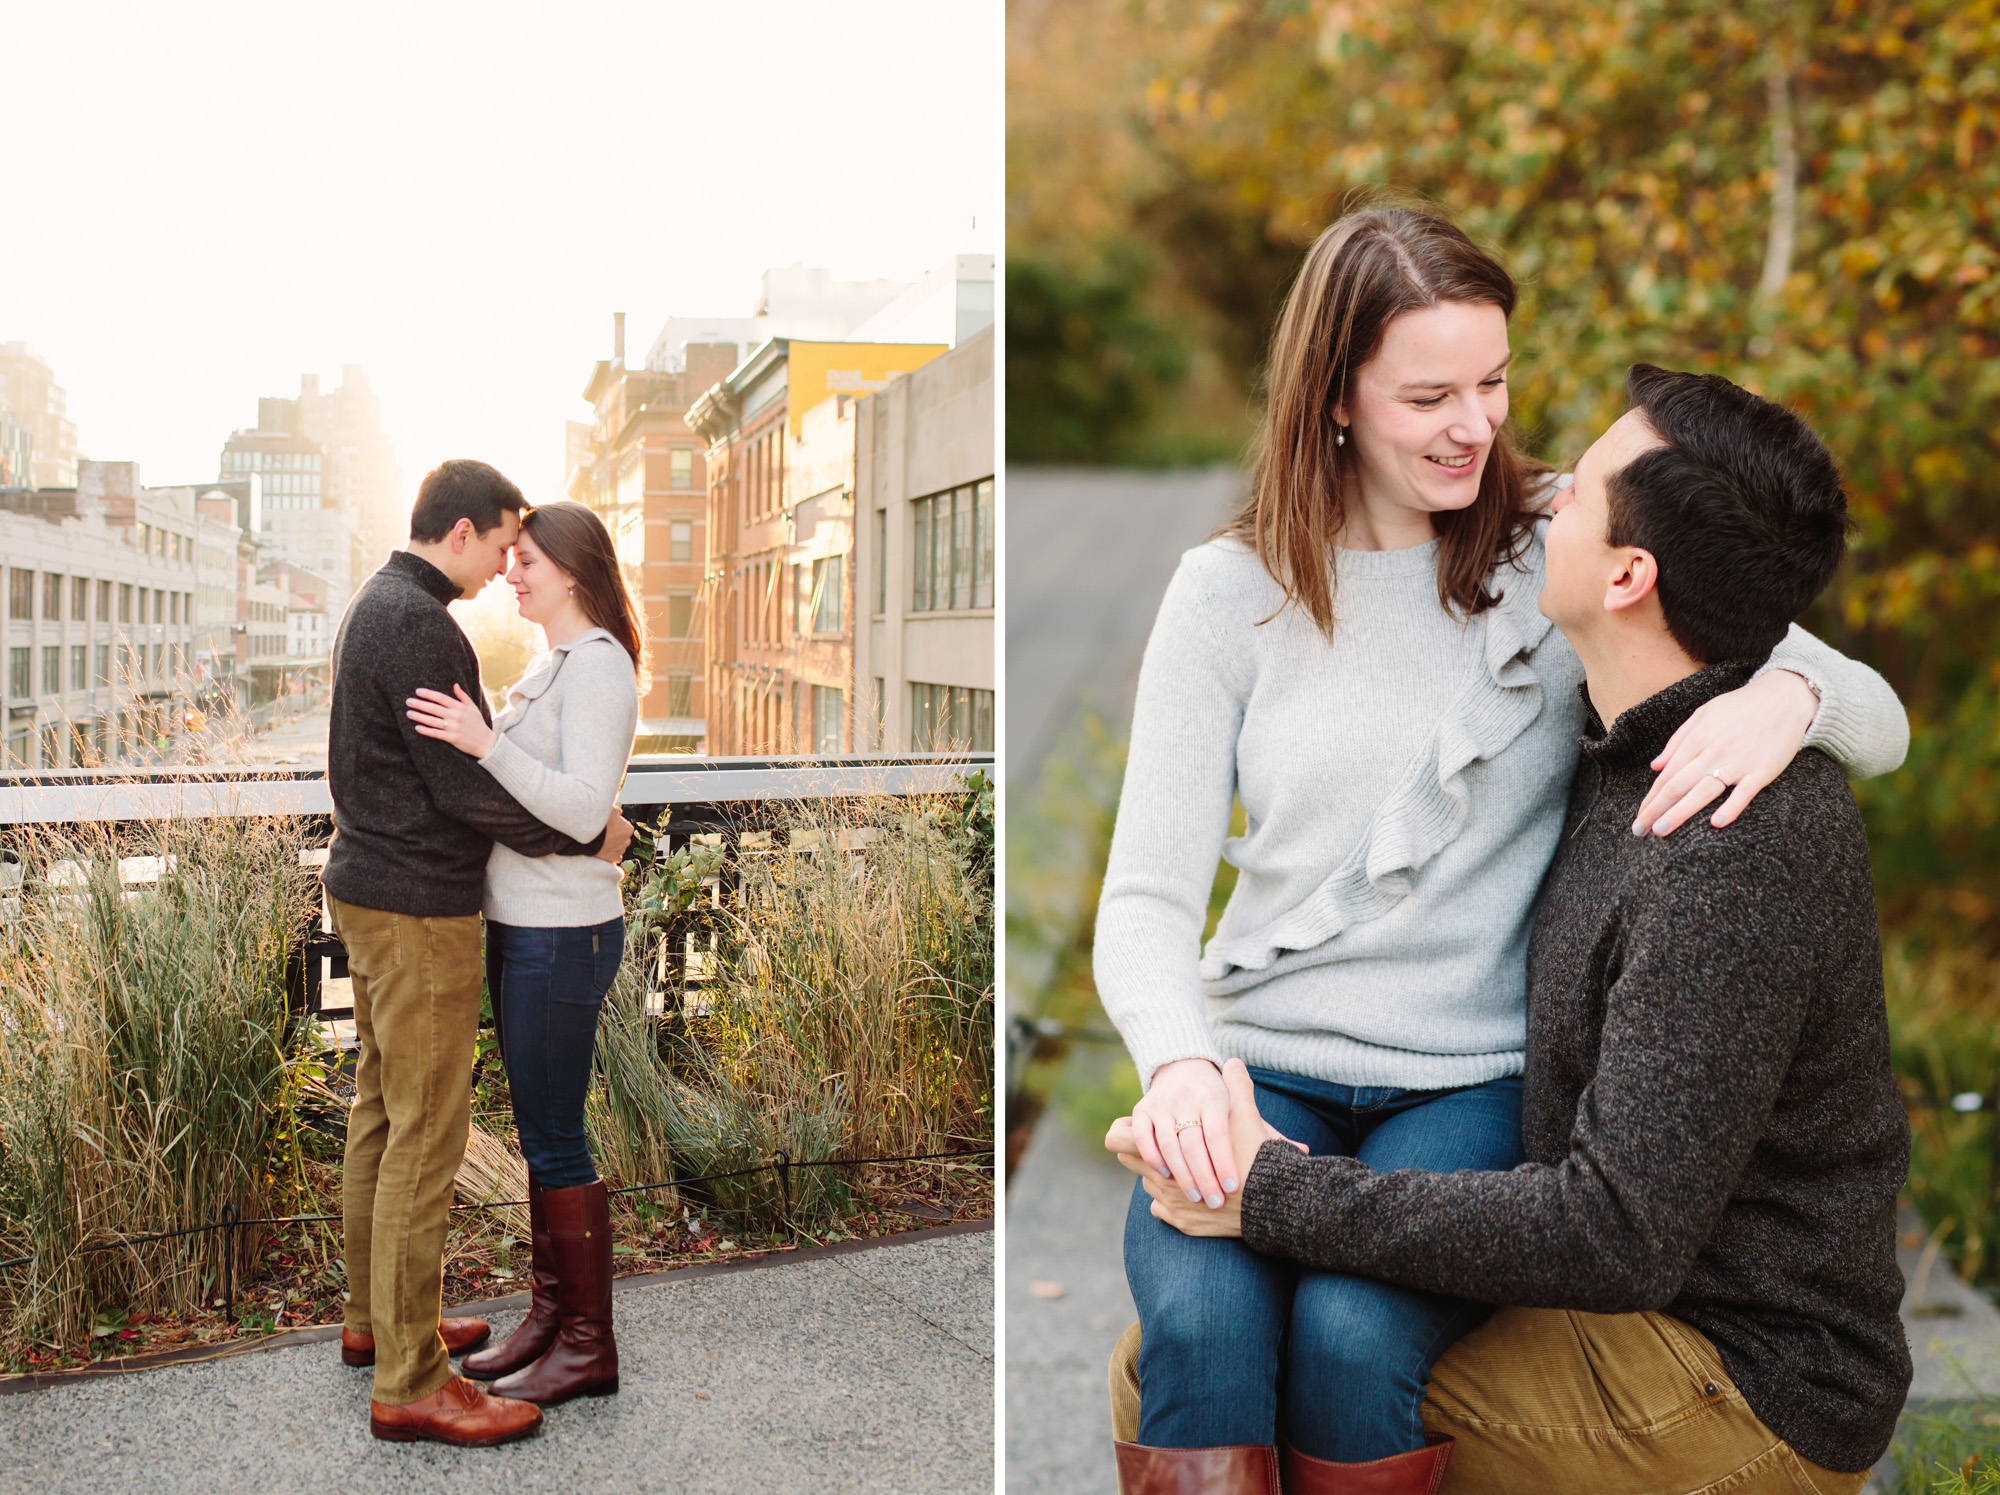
[464, 1180, 559, 1379]
[341, 1317, 492, 1367]
[1282, 1437, 1454, 1494]
[490, 1180, 618, 1405]
[1112, 1442, 1280, 1494]
[369, 1375, 543, 1447]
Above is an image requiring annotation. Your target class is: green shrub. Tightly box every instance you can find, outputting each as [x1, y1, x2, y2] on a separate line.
[0, 816, 321, 1354]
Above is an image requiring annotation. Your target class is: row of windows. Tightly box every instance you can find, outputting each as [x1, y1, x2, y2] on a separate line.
[6, 641, 185, 698]
[2, 705, 182, 771]
[738, 551, 847, 649]
[223, 449, 321, 472]
[905, 681, 995, 753]
[136, 522, 191, 563]
[909, 480, 995, 614]
[8, 569, 194, 627]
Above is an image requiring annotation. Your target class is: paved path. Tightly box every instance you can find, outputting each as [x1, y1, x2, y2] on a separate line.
[1004, 467, 1241, 794]
[1005, 1112, 1135, 1495]
[0, 1229, 992, 1495]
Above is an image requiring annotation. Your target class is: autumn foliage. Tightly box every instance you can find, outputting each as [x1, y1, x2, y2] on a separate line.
[1010, 0, 2000, 912]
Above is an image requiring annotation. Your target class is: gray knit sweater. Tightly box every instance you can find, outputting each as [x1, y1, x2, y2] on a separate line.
[1093, 525, 1909, 1091]
[1240, 663, 1913, 1474]
[478, 627, 638, 928]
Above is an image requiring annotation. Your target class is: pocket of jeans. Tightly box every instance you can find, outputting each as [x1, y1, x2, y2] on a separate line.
[591, 922, 625, 993]
[552, 926, 619, 1007]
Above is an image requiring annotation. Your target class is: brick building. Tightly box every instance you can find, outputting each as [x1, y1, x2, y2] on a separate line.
[567, 314, 741, 753]
[687, 338, 948, 756]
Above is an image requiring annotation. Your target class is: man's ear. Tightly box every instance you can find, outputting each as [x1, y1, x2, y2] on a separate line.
[1602, 546, 1662, 615]
[448, 517, 475, 554]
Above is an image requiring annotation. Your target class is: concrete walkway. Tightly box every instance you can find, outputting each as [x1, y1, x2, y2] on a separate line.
[0, 1228, 993, 1495]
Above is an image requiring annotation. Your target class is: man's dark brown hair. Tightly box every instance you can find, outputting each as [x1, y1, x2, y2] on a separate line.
[408, 458, 526, 543]
[1609, 363, 1848, 664]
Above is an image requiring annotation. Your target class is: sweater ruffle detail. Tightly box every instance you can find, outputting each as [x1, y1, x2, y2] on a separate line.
[1199, 537, 1553, 988]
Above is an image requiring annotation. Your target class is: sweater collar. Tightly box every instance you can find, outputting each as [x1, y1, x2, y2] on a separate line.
[548, 625, 616, 655]
[386, 548, 462, 605]
[1579, 659, 1762, 772]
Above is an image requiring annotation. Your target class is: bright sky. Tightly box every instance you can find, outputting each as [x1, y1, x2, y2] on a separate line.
[3, 0, 997, 507]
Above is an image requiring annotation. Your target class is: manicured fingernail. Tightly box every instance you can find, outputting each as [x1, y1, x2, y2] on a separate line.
[1185, 1188, 1202, 1202]
[1630, 822, 1645, 836]
[1205, 1194, 1223, 1209]
[1224, 1178, 1238, 1192]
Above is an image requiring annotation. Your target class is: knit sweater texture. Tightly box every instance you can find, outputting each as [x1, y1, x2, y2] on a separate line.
[1239, 663, 1913, 1474]
[1093, 524, 1910, 1091]
[478, 627, 638, 928]
[323, 550, 601, 918]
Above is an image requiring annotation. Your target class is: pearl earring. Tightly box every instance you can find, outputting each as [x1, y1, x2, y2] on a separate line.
[1336, 426, 1346, 447]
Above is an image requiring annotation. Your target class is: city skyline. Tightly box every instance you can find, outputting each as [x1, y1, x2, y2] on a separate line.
[1, 1, 996, 512]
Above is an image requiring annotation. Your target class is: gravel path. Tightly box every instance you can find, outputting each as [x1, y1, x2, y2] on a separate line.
[0, 1228, 993, 1495]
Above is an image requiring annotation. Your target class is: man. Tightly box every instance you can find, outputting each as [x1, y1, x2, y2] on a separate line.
[323, 458, 632, 1447]
[1112, 366, 1912, 1493]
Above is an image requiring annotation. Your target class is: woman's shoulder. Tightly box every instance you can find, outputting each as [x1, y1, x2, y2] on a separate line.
[559, 631, 636, 683]
[1173, 535, 1282, 601]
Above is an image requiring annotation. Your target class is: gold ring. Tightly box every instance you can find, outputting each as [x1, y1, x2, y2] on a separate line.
[1173, 1119, 1201, 1135]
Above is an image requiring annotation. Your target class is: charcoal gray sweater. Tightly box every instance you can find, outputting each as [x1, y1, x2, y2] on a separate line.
[323, 550, 602, 918]
[1240, 662, 1912, 1474]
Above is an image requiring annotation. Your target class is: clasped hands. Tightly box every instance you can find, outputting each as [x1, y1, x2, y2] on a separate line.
[1105, 1057, 1304, 1239]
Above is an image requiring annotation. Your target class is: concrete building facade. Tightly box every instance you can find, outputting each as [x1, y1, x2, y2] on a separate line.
[0, 342, 79, 488]
[1, 462, 200, 769]
[221, 397, 351, 614]
[853, 323, 996, 754]
[297, 366, 403, 591]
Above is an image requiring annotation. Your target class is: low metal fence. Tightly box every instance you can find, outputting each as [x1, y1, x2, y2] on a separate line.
[0, 752, 992, 1031]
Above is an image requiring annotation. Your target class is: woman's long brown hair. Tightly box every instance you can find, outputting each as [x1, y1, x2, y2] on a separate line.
[1224, 201, 1545, 633]
[519, 500, 647, 681]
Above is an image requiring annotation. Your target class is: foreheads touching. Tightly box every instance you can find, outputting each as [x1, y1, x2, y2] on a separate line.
[405, 458, 527, 595]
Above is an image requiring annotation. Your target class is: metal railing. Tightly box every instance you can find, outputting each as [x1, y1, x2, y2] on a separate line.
[0, 752, 993, 1029]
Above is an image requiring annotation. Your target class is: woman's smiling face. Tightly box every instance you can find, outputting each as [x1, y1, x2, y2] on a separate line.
[506, 529, 575, 627]
[1335, 300, 1512, 527]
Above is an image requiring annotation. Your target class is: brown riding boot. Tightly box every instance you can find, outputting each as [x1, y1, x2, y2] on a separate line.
[462, 1179, 558, 1379]
[490, 1179, 618, 1405]
[1112, 1442, 1280, 1494]
[369, 1375, 543, 1446]
[1282, 1437, 1454, 1494]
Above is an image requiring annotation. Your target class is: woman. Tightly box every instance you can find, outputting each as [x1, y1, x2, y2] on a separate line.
[404, 499, 641, 1407]
[1094, 204, 1908, 1492]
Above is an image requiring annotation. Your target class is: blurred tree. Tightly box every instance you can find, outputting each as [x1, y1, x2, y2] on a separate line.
[1006, 249, 1191, 462]
[1009, 0, 2000, 912]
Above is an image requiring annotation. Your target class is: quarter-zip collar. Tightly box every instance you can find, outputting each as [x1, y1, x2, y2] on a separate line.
[1578, 659, 1762, 784]
[386, 548, 461, 606]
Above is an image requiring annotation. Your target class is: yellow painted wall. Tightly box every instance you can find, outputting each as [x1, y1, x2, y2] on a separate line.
[784, 341, 946, 437]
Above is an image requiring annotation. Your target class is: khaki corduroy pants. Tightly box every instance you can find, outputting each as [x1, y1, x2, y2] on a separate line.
[330, 896, 482, 1406]
[1108, 1308, 1870, 1494]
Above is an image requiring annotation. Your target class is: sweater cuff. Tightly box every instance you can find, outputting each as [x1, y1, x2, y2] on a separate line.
[1239, 1140, 1368, 1268]
[1124, 1006, 1227, 1094]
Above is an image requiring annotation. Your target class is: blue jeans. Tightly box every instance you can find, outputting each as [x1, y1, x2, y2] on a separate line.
[1123, 1066, 1523, 1461]
[486, 917, 625, 1190]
